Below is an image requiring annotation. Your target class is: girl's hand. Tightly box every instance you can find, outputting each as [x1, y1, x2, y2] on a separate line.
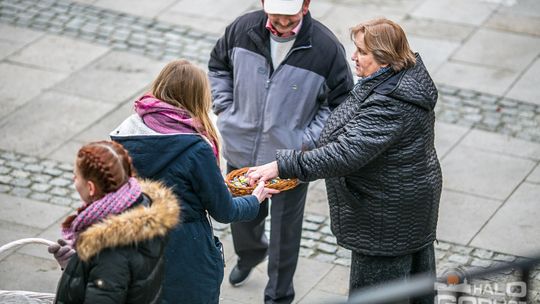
[252, 181, 280, 203]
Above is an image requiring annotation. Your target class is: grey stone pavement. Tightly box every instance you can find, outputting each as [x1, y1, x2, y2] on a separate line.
[0, 0, 539, 302]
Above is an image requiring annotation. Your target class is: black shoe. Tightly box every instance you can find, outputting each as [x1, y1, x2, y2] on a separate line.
[229, 264, 252, 287]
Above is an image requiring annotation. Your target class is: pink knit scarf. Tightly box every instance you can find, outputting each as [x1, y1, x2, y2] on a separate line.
[62, 177, 142, 247]
[134, 94, 219, 161]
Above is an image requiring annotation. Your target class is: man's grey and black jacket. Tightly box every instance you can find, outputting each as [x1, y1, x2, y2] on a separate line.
[277, 55, 443, 256]
[208, 10, 353, 167]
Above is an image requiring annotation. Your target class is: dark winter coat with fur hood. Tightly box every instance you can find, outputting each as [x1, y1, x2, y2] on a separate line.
[54, 180, 179, 304]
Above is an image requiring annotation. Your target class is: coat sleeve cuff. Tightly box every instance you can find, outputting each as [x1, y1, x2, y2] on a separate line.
[276, 149, 298, 179]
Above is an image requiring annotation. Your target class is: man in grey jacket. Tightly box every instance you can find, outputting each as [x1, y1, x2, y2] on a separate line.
[208, 0, 353, 302]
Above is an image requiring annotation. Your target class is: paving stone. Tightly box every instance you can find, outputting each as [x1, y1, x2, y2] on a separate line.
[410, 0, 497, 26]
[31, 173, 52, 183]
[314, 253, 336, 264]
[437, 190, 503, 245]
[442, 146, 535, 200]
[401, 17, 474, 42]
[472, 248, 494, 260]
[55, 51, 163, 104]
[11, 178, 31, 188]
[11, 170, 30, 178]
[461, 129, 540, 160]
[0, 253, 61, 293]
[0, 151, 19, 161]
[30, 183, 52, 193]
[301, 230, 321, 241]
[448, 254, 470, 265]
[10, 187, 31, 197]
[50, 187, 69, 197]
[29, 192, 52, 202]
[335, 248, 351, 259]
[334, 258, 351, 267]
[5, 160, 25, 169]
[49, 196, 73, 206]
[0, 166, 12, 175]
[302, 221, 320, 231]
[320, 225, 332, 235]
[298, 247, 315, 258]
[304, 213, 327, 224]
[0, 184, 12, 193]
[314, 264, 349, 296]
[478, 94, 500, 104]
[507, 58, 540, 106]
[49, 177, 71, 187]
[453, 28, 540, 71]
[0, 91, 115, 156]
[318, 243, 338, 254]
[42, 167, 63, 177]
[434, 61, 519, 96]
[471, 258, 493, 268]
[60, 172, 74, 181]
[0, 192, 70, 228]
[451, 245, 474, 255]
[24, 164, 44, 173]
[322, 235, 337, 245]
[435, 251, 447, 261]
[301, 238, 317, 249]
[471, 183, 540, 257]
[19, 156, 38, 163]
[528, 165, 540, 183]
[0, 175, 13, 184]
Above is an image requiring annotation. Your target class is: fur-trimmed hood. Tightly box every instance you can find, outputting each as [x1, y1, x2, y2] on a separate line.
[76, 179, 180, 261]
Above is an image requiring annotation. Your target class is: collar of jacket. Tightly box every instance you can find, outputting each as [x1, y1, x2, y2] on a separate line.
[247, 10, 313, 64]
[75, 179, 180, 262]
[351, 67, 396, 102]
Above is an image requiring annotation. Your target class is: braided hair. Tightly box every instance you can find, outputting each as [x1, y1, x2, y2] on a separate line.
[76, 141, 136, 197]
[62, 141, 136, 228]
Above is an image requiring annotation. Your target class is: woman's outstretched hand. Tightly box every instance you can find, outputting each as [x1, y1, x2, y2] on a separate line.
[252, 180, 280, 203]
[247, 161, 279, 186]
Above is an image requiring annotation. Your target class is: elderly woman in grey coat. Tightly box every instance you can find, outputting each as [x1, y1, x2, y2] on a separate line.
[247, 18, 442, 303]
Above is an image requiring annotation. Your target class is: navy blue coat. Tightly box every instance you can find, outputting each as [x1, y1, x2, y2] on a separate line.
[111, 114, 259, 304]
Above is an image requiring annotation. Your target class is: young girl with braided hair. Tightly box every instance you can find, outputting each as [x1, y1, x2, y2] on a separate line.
[111, 59, 279, 303]
[48, 140, 179, 304]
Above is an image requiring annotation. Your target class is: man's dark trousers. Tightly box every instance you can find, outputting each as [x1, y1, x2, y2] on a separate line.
[228, 165, 309, 304]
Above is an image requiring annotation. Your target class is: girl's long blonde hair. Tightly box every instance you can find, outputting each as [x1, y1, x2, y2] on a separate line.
[151, 59, 220, 153]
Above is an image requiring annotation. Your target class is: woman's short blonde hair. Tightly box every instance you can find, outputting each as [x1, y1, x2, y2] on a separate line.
[350, 18, 416, 72]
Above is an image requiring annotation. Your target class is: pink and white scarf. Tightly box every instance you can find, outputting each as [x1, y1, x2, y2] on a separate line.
[134, 94, 220, 161]
[62, 177, 142, 247]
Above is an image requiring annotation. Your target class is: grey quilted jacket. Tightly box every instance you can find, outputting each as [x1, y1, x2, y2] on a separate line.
[277, 55, 442, 256]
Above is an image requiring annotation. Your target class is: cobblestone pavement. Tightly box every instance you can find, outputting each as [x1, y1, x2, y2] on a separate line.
[1, 0, 540, 301]
[1, 148, 540, 301]
[1, 0, 540, 143]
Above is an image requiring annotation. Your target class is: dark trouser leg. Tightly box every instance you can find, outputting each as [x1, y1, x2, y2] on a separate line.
[349, 243, 436, 304]
[230, 199, 270, 269]
[349, 250, 413, 304]
[264, 182, 309, 304]
[410, 244, 436, 304]
[229, 164, 270, 270]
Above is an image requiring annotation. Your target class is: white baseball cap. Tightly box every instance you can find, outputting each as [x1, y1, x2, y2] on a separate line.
[264, 0, 304, 15]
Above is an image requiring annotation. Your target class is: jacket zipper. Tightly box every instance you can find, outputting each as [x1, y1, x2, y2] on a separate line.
[250, 45, 311, 165]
